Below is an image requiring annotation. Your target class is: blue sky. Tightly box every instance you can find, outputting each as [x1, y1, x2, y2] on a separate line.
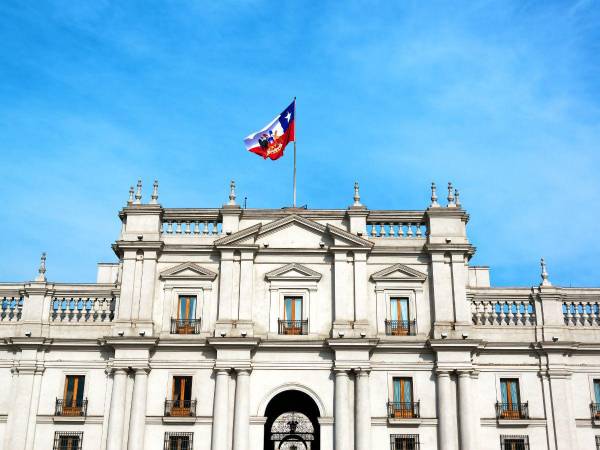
[1, 0, 599, 287]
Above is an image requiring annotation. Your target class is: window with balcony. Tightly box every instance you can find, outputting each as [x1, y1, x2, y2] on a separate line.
[56, 375, 87, 416]
[165, 376, 195, 417]
[279, 296, 307, 335]
[53, 432, 83, 450]
[497, 378, 527, 419]
[386, 297, 415, 336]
[164, 432, 193, 450]
[389, 377, 418, 418]
[390, 434, 420, 450]
[171, 295, 200, 334]
[500, 435, 529, 450]
[592, 380, 600, 420]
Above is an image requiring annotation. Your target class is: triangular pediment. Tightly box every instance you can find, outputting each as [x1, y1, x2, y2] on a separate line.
[159, 262, 218, 280]
[371, 264, 427, 282]
[265, 263, 322, 281]
[214, 214, 373, 249]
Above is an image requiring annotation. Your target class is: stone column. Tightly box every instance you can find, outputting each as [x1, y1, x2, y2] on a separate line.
[457, 371, 474, 450]
[106, 369, 128, 450]
[548, 371, 577, 450]
[232, 369, 251, 450]
[127, 368, 149, 450]
[6, 366, 36, 450]
[355, 370, 371, 450]
[436, 370, 456, 450]
[334, 370, 350, 450]
[211, 369, 230, 450]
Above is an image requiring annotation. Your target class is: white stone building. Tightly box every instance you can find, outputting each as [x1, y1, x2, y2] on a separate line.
[0, 179, 599, 450]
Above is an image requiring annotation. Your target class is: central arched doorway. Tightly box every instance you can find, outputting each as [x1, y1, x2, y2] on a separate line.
[264, 390, 320, 450]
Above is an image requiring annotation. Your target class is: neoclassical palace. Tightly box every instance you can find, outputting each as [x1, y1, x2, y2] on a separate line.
[1, 180, 599, 450]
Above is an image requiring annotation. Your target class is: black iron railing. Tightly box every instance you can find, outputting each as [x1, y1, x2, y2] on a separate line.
[385, 320, 416, 336]
[164, 432, 193, 450]
[164, 399, 197, 417]
[500, 435, 529, 450]
[496, 402, 529, 419]
[55, 398, 88, 417]
[170, 318, 201, 334]
[591, 402, 600, 420]
[54, 432, 83, 450]
[278, 319, 308, 335]
[390, 434, 420, 450]
[387, 401, 420, 419]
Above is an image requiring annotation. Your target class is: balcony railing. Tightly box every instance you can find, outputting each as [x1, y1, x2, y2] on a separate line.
[385, 320, 416, 336]
[170, 318, 201, 334]
[496, 402, 529, 419]
[278, 319, 308, 335]
[591, 402, 600, 420]
[164, 399, 197, 417]
[55, 398, 88, 417]
[387, 401, 420, 419]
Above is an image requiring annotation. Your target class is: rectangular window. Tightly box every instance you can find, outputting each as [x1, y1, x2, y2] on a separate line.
[500, 378, 521, 419]
[169, 376, 193, 416]
[178, 295, 196, 320]
[61, 375, 85, 416]
[284, 296, 302, 321]
[54, 432, 83, 450]
[174, 296, 197, 334]
[281, 296, 304, 335]
[594, 380, 600, 403]
[390, 434, 419, 450]
[389, 297, 410, 335]
[164, 432, 193, 450]
[391, 377, 414, 418]
[500, 435, 529, 450]
[596, 435, 600, 450]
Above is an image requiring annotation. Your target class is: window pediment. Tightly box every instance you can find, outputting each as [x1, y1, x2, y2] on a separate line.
[371, 264, 427, 282]
[265, 263, 322, 282]
[159, 262, 218, 281]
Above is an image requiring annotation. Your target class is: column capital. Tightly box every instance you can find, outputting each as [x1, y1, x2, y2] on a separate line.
[457, 369, 472, 378]
[334, 368, 350, 376]
[435, 369, 452, 377]
[354, 368, 371, 377]
[235, 368, 252, 376]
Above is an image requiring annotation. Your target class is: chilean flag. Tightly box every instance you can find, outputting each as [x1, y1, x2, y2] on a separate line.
[244, 100, 295, 160]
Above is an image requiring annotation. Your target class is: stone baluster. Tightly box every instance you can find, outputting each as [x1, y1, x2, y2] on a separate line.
[202, 221, 209, 235]
[507, 301, 515, 325]
[184, 221, 191, 235]
[212, 220, 219, 235]
[407, 223, 413, 238]
[416, 223, 423, 237]
[194, 221, 200, 235]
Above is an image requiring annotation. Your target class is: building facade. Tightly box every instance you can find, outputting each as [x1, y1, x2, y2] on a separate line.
[0, 180, 599, 450]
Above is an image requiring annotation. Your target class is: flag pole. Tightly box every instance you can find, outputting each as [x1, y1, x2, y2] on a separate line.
[293, 97, 297, 208]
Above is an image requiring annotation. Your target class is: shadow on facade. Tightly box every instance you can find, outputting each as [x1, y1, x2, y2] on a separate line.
[264, 390, 320, 450]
